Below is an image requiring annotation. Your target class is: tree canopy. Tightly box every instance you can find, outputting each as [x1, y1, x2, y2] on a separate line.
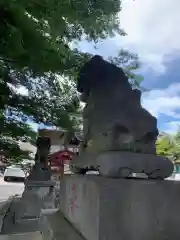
[156, 135, 175, 158]
[0, 0, 145, 163]
[0, 0, 126, 161]
[156, 131, 180, 164]
[109, 49, 143, 88]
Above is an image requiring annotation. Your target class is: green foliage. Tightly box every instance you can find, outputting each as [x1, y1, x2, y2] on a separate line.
[0, 107, 36, 161]
[0, 0, 124, 161]
[156, 136, 175, 158]
[109, 49, 144, 89]
[0, 0, 123, 73]
[156, 131, 180, 163]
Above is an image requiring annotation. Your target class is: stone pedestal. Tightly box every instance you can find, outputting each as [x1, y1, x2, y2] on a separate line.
[0, 200, 13, 233]
[15, 180, 56, 221]
[40, 209, 84, 240]
[60, 175, 180, 240]
[1, 180, 55, 234]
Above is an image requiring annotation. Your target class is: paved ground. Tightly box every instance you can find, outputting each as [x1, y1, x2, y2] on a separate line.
[0, 232, 42, 240]
[0, 177, 24, 202]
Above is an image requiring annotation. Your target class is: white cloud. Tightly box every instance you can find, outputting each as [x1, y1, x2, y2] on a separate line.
[142, 83, 180, 118]
[78, 0, 180, 73]
[118, 0, 180, 72]
[142, 83, 180, 133]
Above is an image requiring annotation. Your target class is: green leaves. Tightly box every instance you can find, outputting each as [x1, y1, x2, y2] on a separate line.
[0, 0, 124, 74]
[0, 0, 144, 163]
[156, 136, 174, 157]
[0, 138, 32, 162]
[156, 131, 180, 163]
[109, 49, 144, 89]
[0, 0, 124, 162]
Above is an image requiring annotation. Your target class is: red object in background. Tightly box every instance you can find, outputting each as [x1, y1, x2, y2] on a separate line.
[49, 150, 75, 175]
[49, 150, 75, 167]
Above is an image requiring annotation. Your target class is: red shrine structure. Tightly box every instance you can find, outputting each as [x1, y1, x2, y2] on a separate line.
[38, 128, 81, 176]
[50, 150, 74, 165]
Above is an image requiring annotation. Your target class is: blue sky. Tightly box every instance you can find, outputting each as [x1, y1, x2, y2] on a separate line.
[75, 0, 180, 134]
[29, 0, 180, 135]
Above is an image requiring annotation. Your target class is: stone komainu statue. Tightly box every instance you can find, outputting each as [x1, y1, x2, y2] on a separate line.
[35, 137, 51, 166]
[28, 137, 51, 181]
[70, 55, 173, 179]
[77, 55, 158, 155]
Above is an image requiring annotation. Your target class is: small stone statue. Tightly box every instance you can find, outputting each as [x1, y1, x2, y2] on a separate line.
[70, 55, 173, 179]
[28, 137, 51, 181]
[4, 136, 55, 230]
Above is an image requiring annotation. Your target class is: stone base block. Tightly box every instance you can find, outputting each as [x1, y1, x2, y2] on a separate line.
[0, 200, 13, 232]
[2, 180, 56, 234]
[1, 198, 41, 234]
[41, 209, 85, 240]
[15, 180, 56, 220]
[70, 151, 173, 179]
[60, 175, 180, 240]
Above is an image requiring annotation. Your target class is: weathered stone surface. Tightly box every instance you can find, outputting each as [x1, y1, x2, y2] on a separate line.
[0, 200, 13, 233]
[14, 180, 55, 221]
[28, 163, 51, 181]
[70, 151, 173, 179]
[1, 180, 55, 235]
[1, 196, 40, 234]
[28, 136, 51, 181]
[60, 175, 180, 240]
[36, 137, 51, 164]
[70, 55, 173, 178]
[77, 55, 158, 154]
[1, 136, 55, 235]
[41, 209, 85, 240]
